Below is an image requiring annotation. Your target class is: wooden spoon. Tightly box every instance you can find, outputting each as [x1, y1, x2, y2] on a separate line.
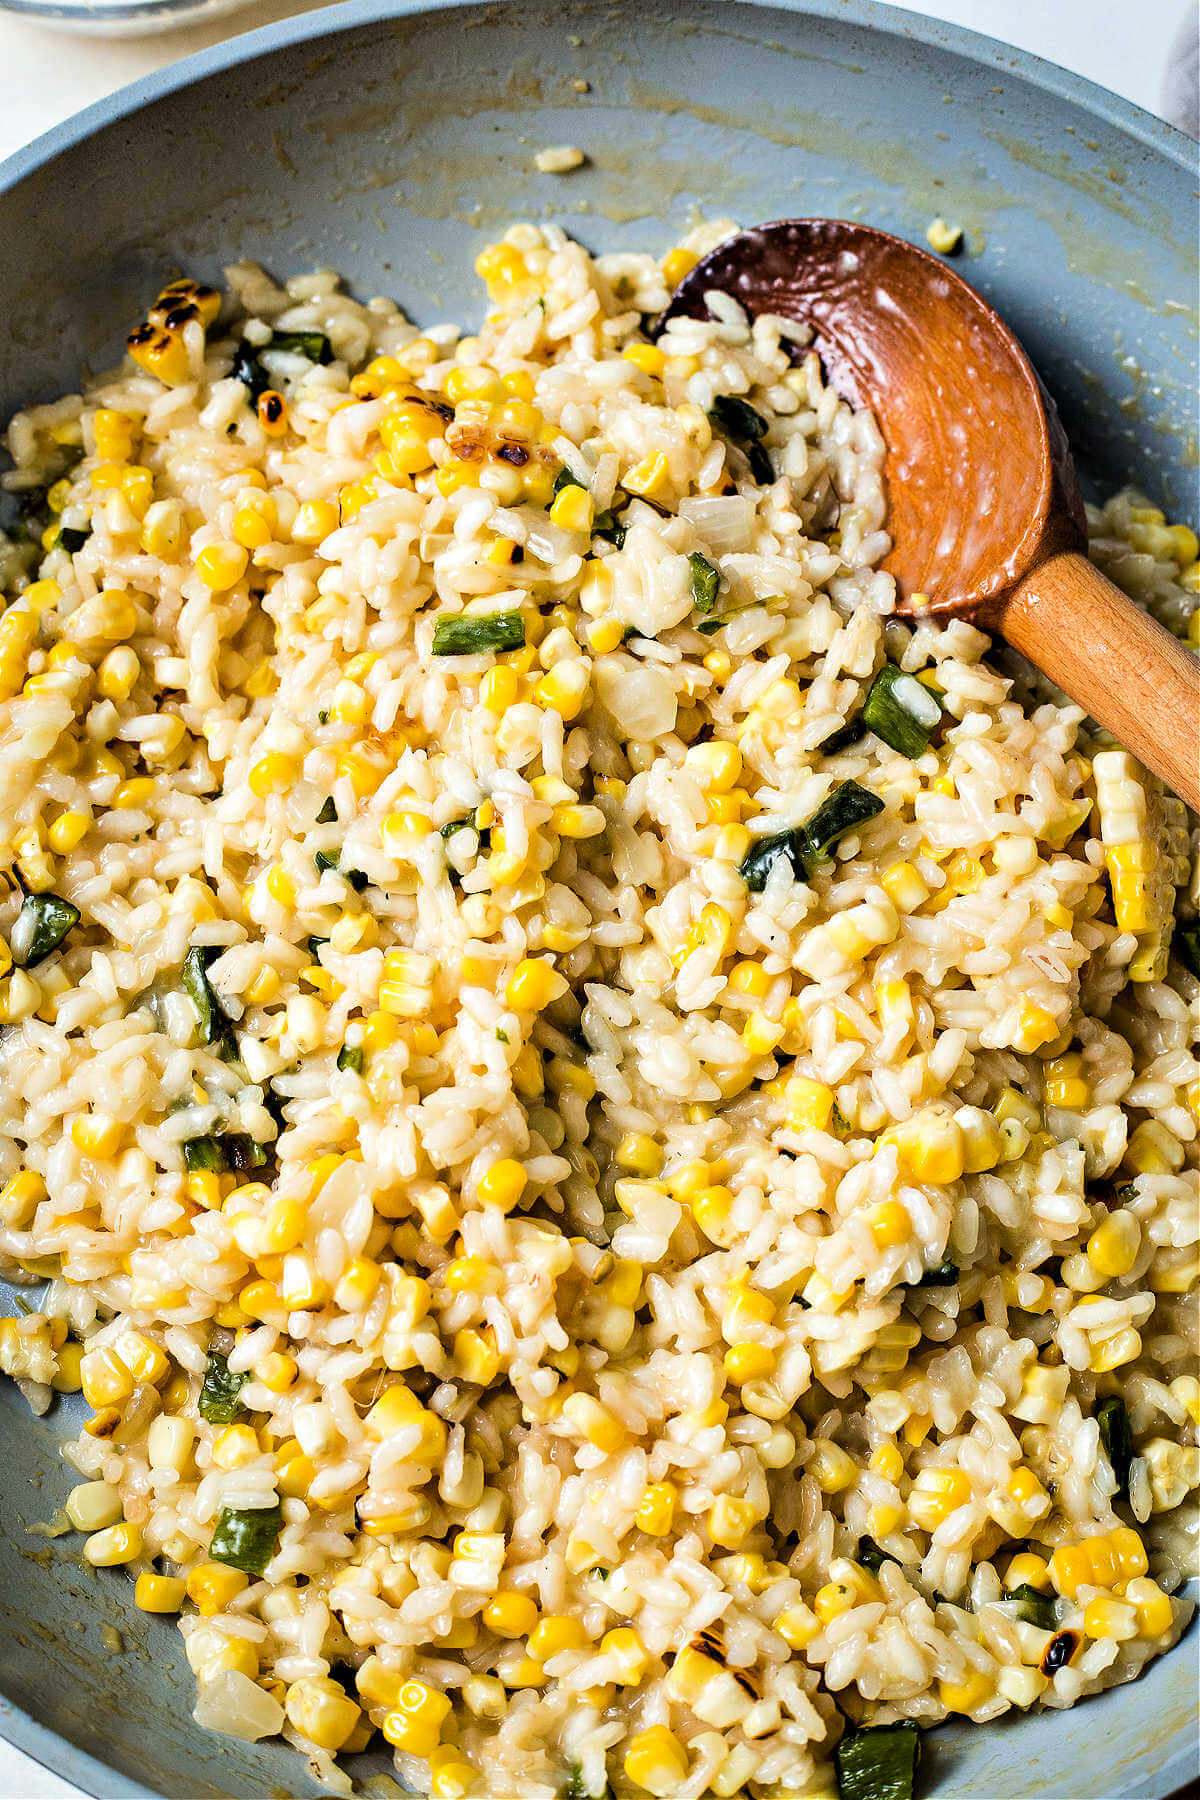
[656, 219, 1199, 809]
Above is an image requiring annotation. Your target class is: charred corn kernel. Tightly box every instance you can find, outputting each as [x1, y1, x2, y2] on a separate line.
[869, 1200, 912, 1249]
[84, 1521, 143, 1566]
[66, 1480, 123, 1532]
[72, 1112, 122, 1158]
[1049, 1527, 1148, 1600]
[1086, 1210, 1141, 1278]
[622, 342, 667, 377]
[534, 660, 590, 719]
[134, 1573, 185, 1614]
[625, 1726, 688, 1797]
[1083, 1596, 1138, 1642]
[908, 1467, 971, 1530]
[725, 1341, 777, 1383]
[938, 1668, 993, 1713]
[381, 1681, 451, 1757]
[562, 1391, 627, 1453]
[195, 542, 248, 591]
[708, 1494, 760, 1549]
[785, 1078, 835, 1133]
[127, 324, 190, 386]
[507, 957, 568, 1010]
[549, 485, 595, 532]
[636, 1481, 677, 1535]
[0, 1171, 45, 1227]
[1125, 1576, 1174, 1638]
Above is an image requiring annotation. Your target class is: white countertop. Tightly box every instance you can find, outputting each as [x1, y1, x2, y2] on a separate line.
[0, 1, 1190, 1795]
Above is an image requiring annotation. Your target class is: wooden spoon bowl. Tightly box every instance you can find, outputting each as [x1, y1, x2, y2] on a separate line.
[657, 219, 1199, 808]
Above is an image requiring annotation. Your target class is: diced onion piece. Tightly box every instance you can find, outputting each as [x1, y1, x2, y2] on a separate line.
[192, 1668, 285, 1742]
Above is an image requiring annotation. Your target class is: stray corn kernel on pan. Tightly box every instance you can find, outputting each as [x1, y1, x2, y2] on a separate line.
[0, 222, 1196, 1800]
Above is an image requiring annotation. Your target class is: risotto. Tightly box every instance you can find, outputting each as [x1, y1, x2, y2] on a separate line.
[0, 222, 1196, 1800]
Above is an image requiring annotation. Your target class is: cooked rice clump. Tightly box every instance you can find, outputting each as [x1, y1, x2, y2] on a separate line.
[0, 223, 1197, 1800]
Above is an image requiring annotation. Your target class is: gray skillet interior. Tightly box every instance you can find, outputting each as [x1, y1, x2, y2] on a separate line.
[0, 1, 1196, 1795]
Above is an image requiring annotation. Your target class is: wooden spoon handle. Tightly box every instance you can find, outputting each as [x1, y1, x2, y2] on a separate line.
[1000, 549, 1200, 811]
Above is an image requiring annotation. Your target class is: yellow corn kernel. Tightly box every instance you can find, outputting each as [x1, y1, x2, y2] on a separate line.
[1083, 1596, 1138, 1642]
[1043, 1052, 1091, 1111]
[562, 1391, 627, 1453]
[248, 751, 298, 798]
[527, 1615, 588, 1661]
[728, 959, 770, 999]
[1086, 1210, 1141, 1279]
[622, 341, 668, 377]
[265, 864, 296, 907]
[481, 664, 520, 715]
[615, 1133, 662, 1178]
[194, 543, 248, 591]
[380, 1681, 451, 1757]
[623, 452, 672, 500]
[477, 1156, 528, 1211]
[84, 1521, 144, 1566]
[534, 660, 590, 720]
[662, 246, 699, 286]
[1124, 1575, 1174, 1638]
[866, 1198, 911, 1250]
[625, 1725, 688, 1797]
[938, 1668, 993, 1714]
[908, 1466, 971, 1530]
[1003, 1552, 1051, 1593]
[120, 1329, 170, 1386]
[71, 1112, 123, 1158]
[598, 1626, 647, 1686]
[291, 501, 340, 545]
[480, 1590, 537, 1639]
[134, 1573, 186, 1614]
[212, 1423, 260, 1470]
[453, 1326, 500, 1386]
[1049, 1527, 1148, 1600]
[724, 1341, 777, 1384]
[774, 1602, 819, 1649]
[506, 957, 568, 1011]
[127, 323, 190, 386]
[1124, 1119, 1184, 1177]
[548, 484, 595, 533]
[0, 1170, 45, 1227]
[1013, 1001, 1060, 1052]
[636, 1481, 677, 1536]
[785, 1077, 835, 1134]
[285, 1677, 362, 1753]
[808, 1439, 857, 1494]
[707, 1495, 760, 1549]
[690, 1183, 737, 1247]
[96, 643, 141, 703]
[888, 1110, 965, 1185]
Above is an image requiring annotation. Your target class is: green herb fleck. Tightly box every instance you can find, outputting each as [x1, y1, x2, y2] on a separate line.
[209, 1502, 283, 1577]
[688, 551, 721, 614]
[432, 611, 526, 657]
[1006, 1584, 1057, 1631]
[1096, 1396, 1133, 1498]
[337, 1044, 364, 1075]
[835, 1721, 921, 1800]
[199, 1351, 248, 1424]
[10, 893, 80, 967]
